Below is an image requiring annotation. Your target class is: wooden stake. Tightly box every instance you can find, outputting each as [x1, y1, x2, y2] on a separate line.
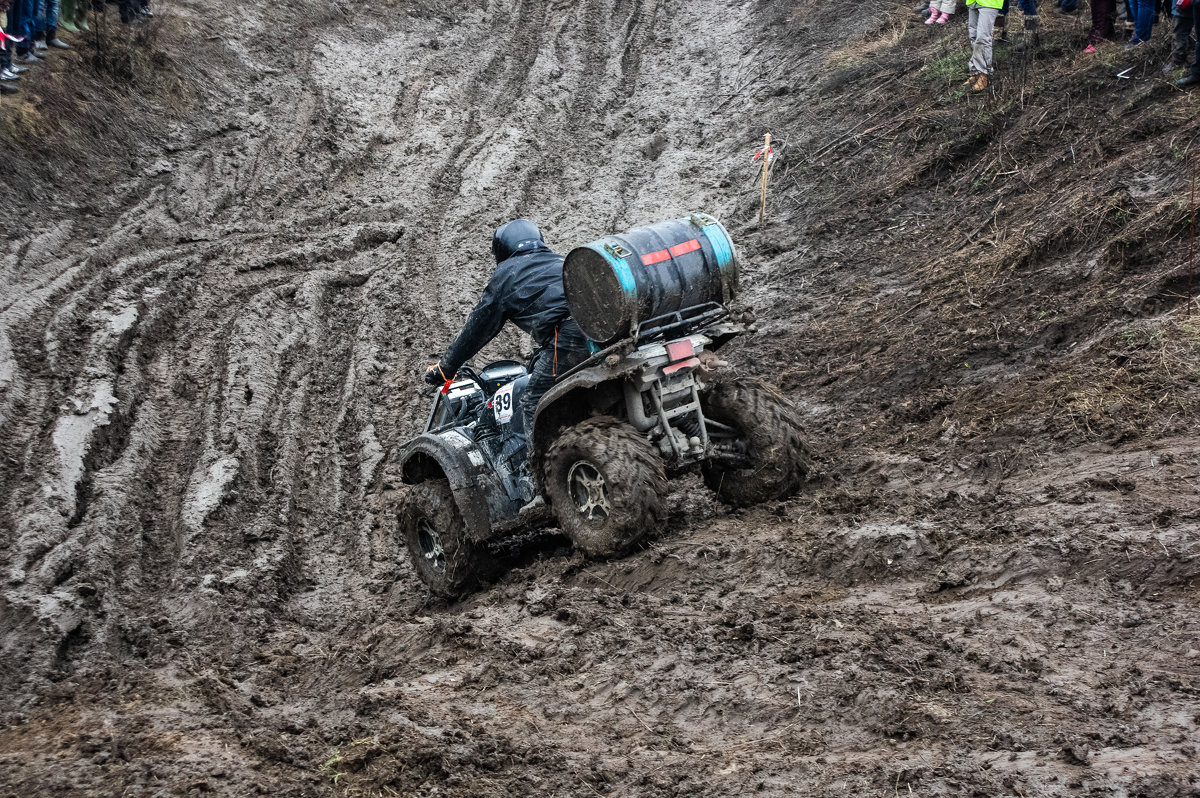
[758, 132, 771, 230]
[1190, 155, 1195, 318]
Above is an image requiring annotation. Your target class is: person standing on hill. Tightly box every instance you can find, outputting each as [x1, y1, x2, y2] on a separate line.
[1085, 0, 1117, 50]
[6, 0, 39, 63]
[33, 0, 70, 50]
[0, 1, 20, 94]
[1178, 0, 1200, 85]
[1010, 0, 1041, 51]
[1165, 0, 1196, 70]
[1127, 0, 1158, 44]
[965, 0, 1003, 90]
[926, 0, 957, 25]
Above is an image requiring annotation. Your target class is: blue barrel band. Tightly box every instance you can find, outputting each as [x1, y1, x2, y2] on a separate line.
[591, 242, 637, 296]
[701, 223, 734, 271]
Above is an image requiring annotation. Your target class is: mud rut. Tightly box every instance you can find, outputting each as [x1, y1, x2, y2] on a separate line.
[2, 0, 1199, 795]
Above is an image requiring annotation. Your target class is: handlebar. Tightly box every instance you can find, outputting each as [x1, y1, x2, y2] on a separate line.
[436, 364, 487, 394]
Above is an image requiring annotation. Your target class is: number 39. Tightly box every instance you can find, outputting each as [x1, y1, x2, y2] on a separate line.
[494, 385, 516, 423]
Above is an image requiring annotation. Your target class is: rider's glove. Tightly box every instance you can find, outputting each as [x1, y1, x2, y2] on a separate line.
[424, 362, 450, 386]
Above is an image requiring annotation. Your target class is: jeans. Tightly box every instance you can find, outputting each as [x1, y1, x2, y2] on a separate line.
[6, 0, 35, 52]
[1131, 0, 1157, 41]
[1061, 0, 1077, 12]
[1014, 0, 1038, 15]
[34, 0, 61, 37]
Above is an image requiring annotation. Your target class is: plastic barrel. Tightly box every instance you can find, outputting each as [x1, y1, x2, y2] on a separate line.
[562, 213, 739, 346]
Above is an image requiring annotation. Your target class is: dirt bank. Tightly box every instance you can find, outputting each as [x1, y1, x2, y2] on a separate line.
[1, 0, 1198, 795]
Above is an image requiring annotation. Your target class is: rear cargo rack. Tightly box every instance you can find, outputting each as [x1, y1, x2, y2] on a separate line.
[633, 302, 728, 344]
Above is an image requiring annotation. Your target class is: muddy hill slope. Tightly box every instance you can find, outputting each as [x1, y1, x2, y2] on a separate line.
[1, 0, 1198, 795]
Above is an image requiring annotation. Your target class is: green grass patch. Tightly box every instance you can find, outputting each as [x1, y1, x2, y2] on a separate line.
[921, 47, 972, 82]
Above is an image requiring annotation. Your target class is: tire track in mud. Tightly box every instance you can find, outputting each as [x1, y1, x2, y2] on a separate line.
[1, 0, 762, 702]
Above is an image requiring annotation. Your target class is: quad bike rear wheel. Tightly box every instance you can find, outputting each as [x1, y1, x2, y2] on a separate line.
[544, 416, 666, 557]
[400, 479, 486, 597]
[701, 378, 812, 507]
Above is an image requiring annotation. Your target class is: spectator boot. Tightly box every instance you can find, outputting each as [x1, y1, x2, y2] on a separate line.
[1013, 17, 1041, 53]
[59, 0, 81, 32]
[1165, 16, 1193, 72]
[1178, 67, 1200, 87]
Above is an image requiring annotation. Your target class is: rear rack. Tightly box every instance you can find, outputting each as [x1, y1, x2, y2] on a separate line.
[632, 302, 728, 344]
[566, 302, 736, 379]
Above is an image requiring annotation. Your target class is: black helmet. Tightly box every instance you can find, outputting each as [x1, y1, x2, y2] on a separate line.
[492, 219, 544, 263]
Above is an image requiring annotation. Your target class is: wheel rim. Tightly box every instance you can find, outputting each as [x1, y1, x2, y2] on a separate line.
[566, 460, 610, 522]
[417, 519, 446, 574]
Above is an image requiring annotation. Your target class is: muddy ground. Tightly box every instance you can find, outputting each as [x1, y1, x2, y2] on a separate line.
[1, 0, 1198, 795]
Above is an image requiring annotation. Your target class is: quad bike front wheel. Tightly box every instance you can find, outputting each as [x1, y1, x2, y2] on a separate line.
[400, 479, 487, 597]
[544, 416, 666, 557]
[701, 378, 812, 507]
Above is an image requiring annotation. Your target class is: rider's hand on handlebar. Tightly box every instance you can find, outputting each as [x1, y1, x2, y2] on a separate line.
[424, 362, 450, 386]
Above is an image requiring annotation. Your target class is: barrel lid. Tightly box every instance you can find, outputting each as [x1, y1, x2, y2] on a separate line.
[563, 244, 631, 345]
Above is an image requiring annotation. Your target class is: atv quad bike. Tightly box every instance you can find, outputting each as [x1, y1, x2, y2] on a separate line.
[395, 214, 811, 595]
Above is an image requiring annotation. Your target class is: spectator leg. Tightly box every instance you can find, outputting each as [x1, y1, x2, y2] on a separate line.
[45, 0, 59, 41]
[968, 4, 979, 54]
[1089, 0, 1116, 42]
[10, 0, 35, 54]
[59, 0, 80, 33]
[1132, 0, 1155, 40]
[33, 0, 45, 41]
[1193, 0, 1200, 75]
[1170, 10, 1192, 65]
[974, 7, 999, 74]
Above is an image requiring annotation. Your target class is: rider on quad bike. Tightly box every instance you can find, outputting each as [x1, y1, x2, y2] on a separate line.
[400, 213, 812, 597]
[424, 219, 588, 461]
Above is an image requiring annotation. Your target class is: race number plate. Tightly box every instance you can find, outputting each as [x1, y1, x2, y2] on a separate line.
[493, 383, 516, 424]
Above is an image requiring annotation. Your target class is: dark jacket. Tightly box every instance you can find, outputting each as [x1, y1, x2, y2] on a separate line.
[440, 242, 575, 375]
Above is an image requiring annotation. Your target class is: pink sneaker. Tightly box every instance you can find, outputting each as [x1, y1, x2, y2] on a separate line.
[936, 11, 951, 22]
[925, 10, 939, 23]
[1083, 44, 1097, 53]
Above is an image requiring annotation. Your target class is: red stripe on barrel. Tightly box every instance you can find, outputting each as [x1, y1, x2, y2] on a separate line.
[669, 239, 702, 258]
[640, 238, 701, 265]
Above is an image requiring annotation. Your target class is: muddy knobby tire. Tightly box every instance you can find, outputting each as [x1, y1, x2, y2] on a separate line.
[400, 479, 487, 597]
[543, 416, 666, 558]
[701, 378, 812, 507]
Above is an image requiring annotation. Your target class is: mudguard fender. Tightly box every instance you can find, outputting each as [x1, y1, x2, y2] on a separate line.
[530, 363, 625, 477]
[397, 430, 506, 543]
